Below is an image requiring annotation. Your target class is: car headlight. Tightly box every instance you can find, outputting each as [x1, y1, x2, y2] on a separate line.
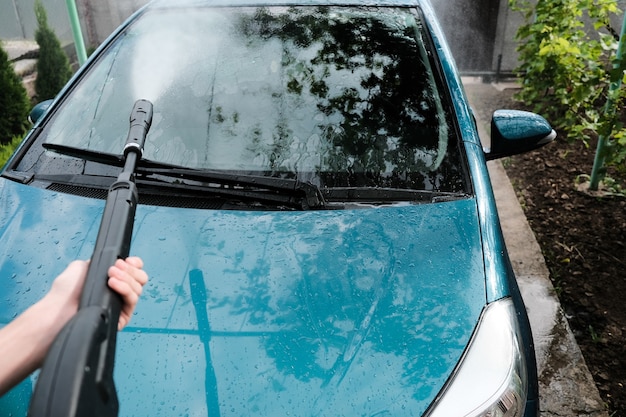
[426, 298, 528, 417]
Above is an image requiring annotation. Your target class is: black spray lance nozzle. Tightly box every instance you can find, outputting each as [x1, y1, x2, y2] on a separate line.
[124, 99, 153, 158]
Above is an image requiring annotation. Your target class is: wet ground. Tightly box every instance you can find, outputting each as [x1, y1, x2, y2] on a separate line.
[506, 127, 626, 416]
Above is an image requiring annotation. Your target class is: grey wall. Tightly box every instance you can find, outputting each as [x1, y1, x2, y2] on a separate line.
[0, 0, 74, 42]
[432, 0, 505, 72]
[76, 0, 147, 48]
[492, 0, 525, 73]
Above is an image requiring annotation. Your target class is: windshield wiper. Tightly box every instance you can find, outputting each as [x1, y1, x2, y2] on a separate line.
[41, 143, 463, 206]
[322, 187, 470, 204]
[41, 142, 325, 209]
[43, 142, 124, 165]
[139, 166, 325, 209]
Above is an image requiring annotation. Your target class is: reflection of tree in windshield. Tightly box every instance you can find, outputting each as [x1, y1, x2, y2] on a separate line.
[235, 7, 465, 191]
[198, 209, 479, 413]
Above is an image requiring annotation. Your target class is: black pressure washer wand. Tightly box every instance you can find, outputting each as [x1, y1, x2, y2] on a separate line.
[28, 99, 153, 417]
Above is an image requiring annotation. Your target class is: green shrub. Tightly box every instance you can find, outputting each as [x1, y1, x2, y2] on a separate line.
[0, 134, 25, 168]
[511, 0, 615, 133]
[34, 0, 72, 102]
[511, 0, 626, 180]
[0, 45, 30, 145]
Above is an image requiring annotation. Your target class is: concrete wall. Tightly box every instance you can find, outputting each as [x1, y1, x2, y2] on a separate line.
[432, 0, 505, 73]
[76, 0, 148, 48]
[492, 0, 525, 74]
[0, 0, 74, 42]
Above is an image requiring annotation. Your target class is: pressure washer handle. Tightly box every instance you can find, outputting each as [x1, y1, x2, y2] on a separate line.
[28, 100, 153, 417]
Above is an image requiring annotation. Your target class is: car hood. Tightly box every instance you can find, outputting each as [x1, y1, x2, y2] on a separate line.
[0, 179, 486, 416]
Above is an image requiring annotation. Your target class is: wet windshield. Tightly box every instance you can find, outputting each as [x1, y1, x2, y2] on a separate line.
[33, 6, 467, 193]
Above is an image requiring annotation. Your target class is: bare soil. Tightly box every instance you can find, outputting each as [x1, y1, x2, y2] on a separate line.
[502, 104, 626, 416]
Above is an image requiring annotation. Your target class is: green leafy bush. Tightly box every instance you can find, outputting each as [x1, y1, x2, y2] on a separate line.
[0, 45, 30, 145]
[511, 0, 626, 178]
[0, 134, 25, 168]
[34, 0, 72, 102]
[511, 0, 616, 132]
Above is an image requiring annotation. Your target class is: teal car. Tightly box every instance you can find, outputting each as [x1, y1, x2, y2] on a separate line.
[0, 1, 555, 416]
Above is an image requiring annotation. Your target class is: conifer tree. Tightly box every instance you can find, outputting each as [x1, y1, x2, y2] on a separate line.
[34, 0, 72, 102]
[0, 44, 30, 144]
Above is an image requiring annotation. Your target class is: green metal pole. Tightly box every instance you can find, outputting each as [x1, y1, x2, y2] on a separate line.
[66, 0, 87, 66]
[589, 11, 626, 191]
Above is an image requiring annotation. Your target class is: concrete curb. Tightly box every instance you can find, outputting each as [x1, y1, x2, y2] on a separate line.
[464, 79, 609, 417]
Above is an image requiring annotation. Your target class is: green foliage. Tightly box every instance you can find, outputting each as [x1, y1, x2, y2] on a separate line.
[614, 126, 626, 172]
[0, 134, 25, 168]
[34, 0, 72, 102]
[511, 0, 626, 176]
[511, 0, 613, 132]
[0, 44, 30, 145]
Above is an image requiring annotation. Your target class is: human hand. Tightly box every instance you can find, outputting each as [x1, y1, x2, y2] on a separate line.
[44, 260, 90, 325]
[107, 256, 148, 330]
[45, 257, 148, 331]
[0, 257, 148, 394]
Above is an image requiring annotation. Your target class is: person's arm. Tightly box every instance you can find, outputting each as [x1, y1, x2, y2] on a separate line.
[0, 257, 148, 395]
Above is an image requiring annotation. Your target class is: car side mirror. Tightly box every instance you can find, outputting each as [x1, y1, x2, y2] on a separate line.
[29, 99, 54, 125]
[484, 109, 556, 160]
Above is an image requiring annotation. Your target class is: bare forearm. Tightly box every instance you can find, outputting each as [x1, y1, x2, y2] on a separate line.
[0, 296, 74, 395]
[0, 258, 146, 395]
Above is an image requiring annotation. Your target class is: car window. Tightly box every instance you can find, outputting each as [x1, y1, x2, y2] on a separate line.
[27, 6, 468, 193]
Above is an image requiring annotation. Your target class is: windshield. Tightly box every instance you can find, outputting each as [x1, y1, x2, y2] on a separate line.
[23, 6, 468, 193]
